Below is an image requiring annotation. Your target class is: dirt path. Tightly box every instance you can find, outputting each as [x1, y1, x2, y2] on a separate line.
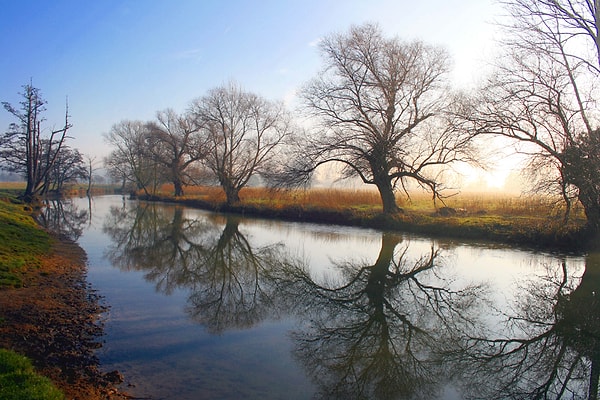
[0, 237, 129, 399]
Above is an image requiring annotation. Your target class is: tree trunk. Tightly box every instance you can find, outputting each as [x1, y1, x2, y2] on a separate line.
[578, 188, 600, 234]
[366, 233, 402, 305]
[375, 177, 400, 214]
[223, 183, 241, 206]
[173, 178, 184, 197]
[86, 164, 93, 197]
[23, 181, 35, 202]
[172, 163, 184, 197]
[589, 358, 599, 400]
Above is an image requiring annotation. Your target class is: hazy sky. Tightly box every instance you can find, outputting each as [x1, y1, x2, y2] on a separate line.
[1, 0, 501, 162]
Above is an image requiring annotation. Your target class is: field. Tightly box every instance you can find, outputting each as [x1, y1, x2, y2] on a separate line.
[0, 349, 64, 400]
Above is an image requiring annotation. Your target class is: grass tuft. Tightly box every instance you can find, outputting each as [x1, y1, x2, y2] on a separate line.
[0, 349, 64, 400]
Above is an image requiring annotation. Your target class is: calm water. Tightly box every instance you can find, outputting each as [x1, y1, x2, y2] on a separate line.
[42, 195, 600, 399]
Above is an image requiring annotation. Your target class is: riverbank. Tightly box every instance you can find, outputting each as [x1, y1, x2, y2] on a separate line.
[138, 189, 592, 252]
[0, 196, 128, 399]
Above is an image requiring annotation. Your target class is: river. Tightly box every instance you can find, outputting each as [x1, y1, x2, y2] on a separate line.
[41, 195, 599, 399]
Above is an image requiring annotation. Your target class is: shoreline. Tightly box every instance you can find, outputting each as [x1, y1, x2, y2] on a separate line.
[0, 192, 593, 399]
[137, 193, 593, 253]
[0, 235, 129, 399]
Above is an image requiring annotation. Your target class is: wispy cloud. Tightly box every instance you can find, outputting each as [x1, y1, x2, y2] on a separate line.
[172, 48, 203, 61]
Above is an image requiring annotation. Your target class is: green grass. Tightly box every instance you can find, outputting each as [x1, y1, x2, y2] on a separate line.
[0, 194, 52, 288]
[0, 349, 64, 400]
[0, 189, 67, 398]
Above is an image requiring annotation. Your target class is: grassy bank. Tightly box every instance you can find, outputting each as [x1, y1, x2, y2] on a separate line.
[0, 193, 51, 288]
[0, 194, 65, 399]
[0, 349, 64, 400]
[0, 192, 127, 399]
[140, 185, 590, 251]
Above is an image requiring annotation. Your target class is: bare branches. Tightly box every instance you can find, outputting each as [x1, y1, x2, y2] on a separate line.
[500, 0, 600, 73]
[1, 83, 72, 201]
[189, 81, 293, 205]
[465, 0, 600, 231]
[280, 23, 478, 214]
[103, 120, 162, 196]
[145, 109, 206, 196]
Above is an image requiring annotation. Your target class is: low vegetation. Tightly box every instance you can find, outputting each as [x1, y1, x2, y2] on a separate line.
[142, 185, 589, 250]
[0, 349, 64, 400]
[0, 192, 51, 288]
[0, 194, 63, 398]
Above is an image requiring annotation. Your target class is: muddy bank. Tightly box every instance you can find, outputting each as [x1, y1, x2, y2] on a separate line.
[0, 237, 128, 399]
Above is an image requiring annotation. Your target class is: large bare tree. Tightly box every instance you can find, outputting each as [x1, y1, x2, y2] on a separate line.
[1, 83, 71, 202]
[145, 109, 207, 196]
[190, 82, 293, 206]
[274, 24, 479, 214]
[465, 0, 600, 232]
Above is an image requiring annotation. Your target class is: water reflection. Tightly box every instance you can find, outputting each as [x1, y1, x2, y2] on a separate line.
[271, 233, 485, 399]
[36, 198, 88, 241]
[103, 202, 212, 294]
[459, 254, 600, 400]
[101, 201, 486, 399]
[42, 197, 600, 399]
[102, 202, 284, 333]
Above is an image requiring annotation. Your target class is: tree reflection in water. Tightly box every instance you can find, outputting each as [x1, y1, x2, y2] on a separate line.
[184, 217, 285, 333]
[103, 202, 284, 333]
[270, 233, 486, 400]
[458, 253, 600, 400]
[36, 198, 88, 241]
[99, 199, 600, 400]
[104, 202, 215, 294]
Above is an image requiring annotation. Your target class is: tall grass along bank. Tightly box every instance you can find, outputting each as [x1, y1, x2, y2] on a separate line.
[139, 186, 590, 251]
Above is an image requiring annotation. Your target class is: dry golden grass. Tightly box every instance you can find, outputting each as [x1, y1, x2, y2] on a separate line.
[3, 180, 582, 221]
[162, 184, 382, 211]
[398, 190, 586, 218]
[161, 184, 585, 220]
[0, 182, 25, 190]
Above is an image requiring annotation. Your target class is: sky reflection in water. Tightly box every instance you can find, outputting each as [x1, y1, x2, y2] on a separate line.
[47, 195, 597, 400]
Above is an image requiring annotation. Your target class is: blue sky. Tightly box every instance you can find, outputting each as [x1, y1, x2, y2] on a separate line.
[1, 0, 500, 160]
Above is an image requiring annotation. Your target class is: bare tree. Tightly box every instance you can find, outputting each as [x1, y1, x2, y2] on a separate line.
[273, 24, 479, 214]
[465, 0, 600, 232]
[145, 109, 207, 196]
[103, 120, 164, 196]
[44, 146, 88, 195]
[84, 155, 98, 196]
[1, 83, 71, 202]
[189, 82, 293, 206]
